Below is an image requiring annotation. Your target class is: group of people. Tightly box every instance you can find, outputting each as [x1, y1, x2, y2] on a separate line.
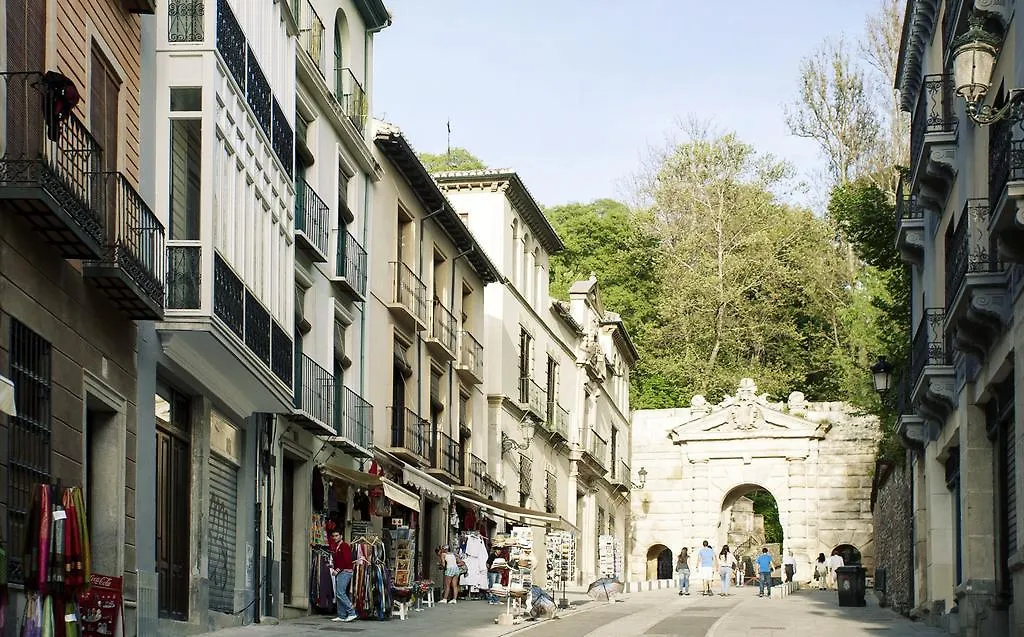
[675, 542, 799, 599]
[437, 544, 506, 605]
[813, 550, 846, 590]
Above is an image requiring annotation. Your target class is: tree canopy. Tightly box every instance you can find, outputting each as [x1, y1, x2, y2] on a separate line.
[418, 147, 487, 173]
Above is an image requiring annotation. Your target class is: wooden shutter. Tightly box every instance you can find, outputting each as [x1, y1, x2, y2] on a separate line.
[6, 0, 46, 154]
[90, 46, 120, 172]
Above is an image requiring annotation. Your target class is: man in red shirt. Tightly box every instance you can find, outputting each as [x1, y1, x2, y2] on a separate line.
[329, 527, 357, 622]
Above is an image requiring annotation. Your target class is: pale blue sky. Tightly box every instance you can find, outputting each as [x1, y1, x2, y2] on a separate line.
[373, 1, 880, 207]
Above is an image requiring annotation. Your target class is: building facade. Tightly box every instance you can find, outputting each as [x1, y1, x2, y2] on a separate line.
[893, 1, 1024, 635]
[1, 0, 165, 632]
[437, 170, 637, 584]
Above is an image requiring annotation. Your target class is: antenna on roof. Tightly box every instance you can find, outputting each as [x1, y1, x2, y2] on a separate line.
[446, 120, 453, 168]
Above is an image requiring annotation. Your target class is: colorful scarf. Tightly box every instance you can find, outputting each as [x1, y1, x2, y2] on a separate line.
[72, 488, 91, 586]
[38, 485, 51, 593]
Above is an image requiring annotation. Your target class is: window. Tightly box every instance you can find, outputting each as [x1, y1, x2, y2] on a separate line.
[610, 428, 618, 475]
[519, 453, 532, 506]
[169, 118, 201, 240]
[90, 45, 120, 172]
[6, 319, 52, 584]
[545, 355, 558, 423]
[168, 0, 204, 42]
[518, 327, 533, 403]
[6, 0, 46, 156]
[944, 448, 962, 586]
[155, 385, 191, 619]
[169, 87, 202, 111]
[333, 10, 348, 100]
[988, 376, 1015, 604]
[545, 469, 557, 513]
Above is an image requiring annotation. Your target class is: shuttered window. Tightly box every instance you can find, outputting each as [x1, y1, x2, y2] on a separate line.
[6, 0, 46, 155]
[90, 45, 121, 235]
[208, 454, 239, 613]
[988, 376, 1016, 602]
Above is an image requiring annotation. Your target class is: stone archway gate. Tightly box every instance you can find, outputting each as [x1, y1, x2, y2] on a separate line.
[628, 379, 881, 585]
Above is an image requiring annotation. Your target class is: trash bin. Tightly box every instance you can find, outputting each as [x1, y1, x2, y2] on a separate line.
[835, 566, 866, 607]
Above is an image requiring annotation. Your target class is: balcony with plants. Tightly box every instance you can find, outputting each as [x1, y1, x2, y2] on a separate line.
[945, 199, 1007, 357]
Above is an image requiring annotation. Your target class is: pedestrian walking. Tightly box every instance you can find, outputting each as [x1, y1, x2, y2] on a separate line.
[783, 550, 796, 583]
[718, 545, 736, 596]
[697, 540, 716, 596]
[814, 553, 828, 590]
[328, 525, 357, 622]
[755, 548, 774, 598]
[676, 548, 691, 595]
[827, 550, 845, 591]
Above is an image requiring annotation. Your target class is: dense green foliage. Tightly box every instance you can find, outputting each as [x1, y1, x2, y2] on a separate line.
[418, 147, 486, 172]
[748, 490, 783, 544]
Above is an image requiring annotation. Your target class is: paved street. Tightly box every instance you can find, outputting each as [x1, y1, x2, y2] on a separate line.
[202, 586, 950, 637]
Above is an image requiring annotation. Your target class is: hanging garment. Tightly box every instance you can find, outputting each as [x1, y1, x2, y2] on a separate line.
[20, 591, 42, 637]
[71, 488, 91, 586]
[41, 594, 54, 637]
[459, 536, 489, 590]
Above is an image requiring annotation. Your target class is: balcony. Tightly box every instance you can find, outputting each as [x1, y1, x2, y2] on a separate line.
[467, 453, 488, 495]
[944, 199, 1007, 358]
[427, 430, 462, 484]
[908, 73, 958, 202]
[0, 72, 105, 259]
[331, 229, 366, 301]
[455, 330, 484, 384]
[425, 300, 457, 361]
[334, 68, 367, 133]
[579, 430, 608, 477]
[387, 261, 427, 330]
[544, 400, 569, 442]
[987, 123, 1024, 264]
[292, 353, 333, 435]
[157, 250, 293, 413]
[909, 308, 955, 426]
[292, 0, 325, 73]
[895, 179, 925, 264]
[83, 172, 166, 319]
[388, 406, 428, 465]
[609, 460, 630, 491]
[894, 371, 933, 451]
[324, 386, 372, 458]
[518, 377, 546, 420]
[295, 175, 329, 262]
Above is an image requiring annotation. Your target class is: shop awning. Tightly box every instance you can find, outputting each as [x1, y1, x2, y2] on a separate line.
[0, 374, 15, 417]
[452, 491, 576, 532]
[402, 464, 452, 500]
[324, 464, 381, 489]
[382, 478, 421, 512]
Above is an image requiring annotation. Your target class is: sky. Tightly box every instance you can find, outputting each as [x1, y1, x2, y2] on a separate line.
[373, 1, 881, 208]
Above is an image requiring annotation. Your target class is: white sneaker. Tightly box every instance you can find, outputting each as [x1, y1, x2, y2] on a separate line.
[331, 617, 344, 622]
[343, 615, 357, 622]
[439, 599, 447, 604]
[450, 600, 456, 605]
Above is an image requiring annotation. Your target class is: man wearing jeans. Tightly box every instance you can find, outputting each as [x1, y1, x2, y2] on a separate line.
[756, 548, 774, 598]
[486, 547, 502, 604]
[329, 527, 357, 622]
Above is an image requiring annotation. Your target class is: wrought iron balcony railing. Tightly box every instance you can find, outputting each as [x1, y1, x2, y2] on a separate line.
[910, 73, 957, 177]
[946, 199, 1004, 311]
[294, 353, 333, 429]
[586, 431, 608, 468]
[270, 321, 293, 387]
[456, 330, 484, 380]
[0, 72, 106, 259]
[389, 261, 427, 324]
[295, 175, 330, 260]
[989, 118, 1013, 209]
[613, 460, 631, 487]
[166, 245, 201, 309]
[292, 0, 325, 72]
[335, 228, 367, 297]
[169, 0, 204, 42]
[518, 376, 546, 417]
[334, 67, 367, 132]
[468, 453, 487, 493]
[389, 406, 427, 457]
[895, 178, 924, 230]
[213, 252, 244, 338]
[84, 172, 166, 319]
[338, 386, 371, 449]
[430, 301, 457, 353]
[911, 308, 951, 391]
[546, 400, 569, 439]
[436, 431, 461, 478]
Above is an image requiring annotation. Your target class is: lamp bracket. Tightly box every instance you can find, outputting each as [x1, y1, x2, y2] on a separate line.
[501, 431, 527, 455]
[966, 88, 1024, 126]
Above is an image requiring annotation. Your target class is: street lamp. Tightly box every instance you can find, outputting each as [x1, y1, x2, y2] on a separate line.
[870, 356, 894, 396]
[636, 467, 647, 490]
[501, 415, 537, 455]
[951, 14, 1022, 125]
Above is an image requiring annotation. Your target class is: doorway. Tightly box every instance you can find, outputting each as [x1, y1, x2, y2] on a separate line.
[645, 544, 673, 580]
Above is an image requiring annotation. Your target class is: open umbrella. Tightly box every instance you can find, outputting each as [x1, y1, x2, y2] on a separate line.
[528, 585, 557, 619]
[587, 577, 624, 602]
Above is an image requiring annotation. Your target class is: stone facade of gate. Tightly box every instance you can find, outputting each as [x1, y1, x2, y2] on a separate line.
[628, 379, 881, 584]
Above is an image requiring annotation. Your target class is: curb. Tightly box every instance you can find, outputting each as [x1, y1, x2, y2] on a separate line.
[496, 593, 638, 636]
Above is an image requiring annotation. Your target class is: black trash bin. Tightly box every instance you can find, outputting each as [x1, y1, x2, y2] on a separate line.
[835, 566, 866, 607]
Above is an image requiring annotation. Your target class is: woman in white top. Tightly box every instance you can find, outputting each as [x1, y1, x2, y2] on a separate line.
[718, 545, 737, 596]
[438, 546, 461, 604]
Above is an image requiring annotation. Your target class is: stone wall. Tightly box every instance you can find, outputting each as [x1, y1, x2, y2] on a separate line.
[872, 457, 914, 615]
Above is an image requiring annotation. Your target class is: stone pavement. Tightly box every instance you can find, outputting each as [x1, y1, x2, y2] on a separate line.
[200, 584, 950, 637]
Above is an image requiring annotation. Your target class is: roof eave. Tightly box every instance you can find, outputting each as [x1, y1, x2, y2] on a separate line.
[354, 0, 392, 32]
[601, 318, 639, 367]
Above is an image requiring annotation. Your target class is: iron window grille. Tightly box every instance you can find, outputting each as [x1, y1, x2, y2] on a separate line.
[545, 470, 557, 513]
[6, 319, 53, 584]
[519, 453, 532, 498]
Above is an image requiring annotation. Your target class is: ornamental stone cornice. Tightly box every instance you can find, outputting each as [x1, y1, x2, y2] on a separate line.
[974, 0, 1012, 27]
[897, 0, 941, 112]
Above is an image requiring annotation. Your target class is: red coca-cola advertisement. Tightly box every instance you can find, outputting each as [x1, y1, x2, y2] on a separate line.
[77, 573, 124, 637]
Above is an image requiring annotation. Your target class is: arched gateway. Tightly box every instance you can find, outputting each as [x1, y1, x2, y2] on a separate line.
[629, 379, 880, 585]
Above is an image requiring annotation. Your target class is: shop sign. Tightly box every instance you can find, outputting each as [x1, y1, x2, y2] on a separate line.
[78, 573, 124, 637]
[350, 520, 371, 540]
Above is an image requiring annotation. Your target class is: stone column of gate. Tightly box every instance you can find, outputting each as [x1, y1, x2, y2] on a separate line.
[957, 404, 997, 633]
[923, 435, 955, 612]
[785, 455, 813, 583]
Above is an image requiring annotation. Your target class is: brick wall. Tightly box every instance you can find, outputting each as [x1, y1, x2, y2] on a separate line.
[872, 456, 914, 614]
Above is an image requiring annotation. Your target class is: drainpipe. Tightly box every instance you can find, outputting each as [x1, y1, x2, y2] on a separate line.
[448, 247, 474, 483]
[359, 29, 372, 409]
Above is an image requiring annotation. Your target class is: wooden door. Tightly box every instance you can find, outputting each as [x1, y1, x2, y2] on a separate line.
[156, 426, 190, 619]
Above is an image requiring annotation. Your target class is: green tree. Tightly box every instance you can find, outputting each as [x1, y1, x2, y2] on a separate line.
[640, 125, 852, 405]
[748, 490, 783, 545]
[418, 147, 486, 173]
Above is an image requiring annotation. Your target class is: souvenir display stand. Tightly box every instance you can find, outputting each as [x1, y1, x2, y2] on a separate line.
[545, 530, 575, 608]
[488, 560, 517, 626]
[388, 528, 415, 620]
[507, 527, 534, 592]
[598, 534, 616, 578]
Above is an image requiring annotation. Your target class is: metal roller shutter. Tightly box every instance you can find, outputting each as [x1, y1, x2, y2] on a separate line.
[208, 455, 239, 613]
